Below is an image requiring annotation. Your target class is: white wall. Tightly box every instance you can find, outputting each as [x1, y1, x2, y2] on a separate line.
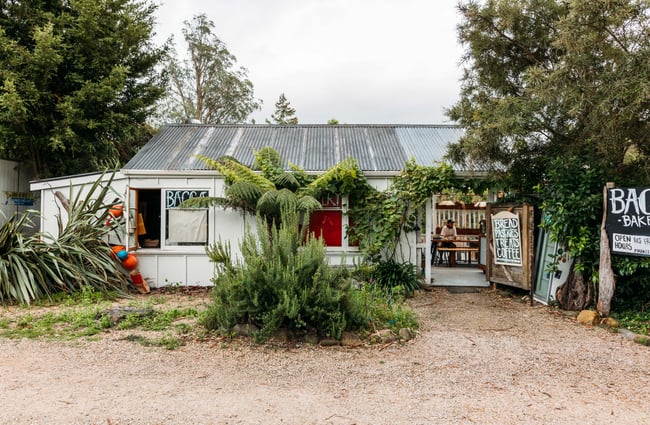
[31, 173, 419, 288]
[31, 172, 127, 238]
[0, 159, 35, 229]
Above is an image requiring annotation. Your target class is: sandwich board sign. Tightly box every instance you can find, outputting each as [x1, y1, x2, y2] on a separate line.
[605, 186, 650, 257]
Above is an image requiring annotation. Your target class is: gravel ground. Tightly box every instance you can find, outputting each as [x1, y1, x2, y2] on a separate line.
[0, 287, 649, 425]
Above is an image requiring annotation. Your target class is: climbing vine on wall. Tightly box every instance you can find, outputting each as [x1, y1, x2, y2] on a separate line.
[348, 160, 457, 260]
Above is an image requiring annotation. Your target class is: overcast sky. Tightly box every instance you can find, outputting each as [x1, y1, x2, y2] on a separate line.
[152, 0, 465, 125]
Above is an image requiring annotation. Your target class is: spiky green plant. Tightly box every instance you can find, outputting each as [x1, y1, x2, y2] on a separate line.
[0, 171, 129, 305]
[0, 210, 47, 303]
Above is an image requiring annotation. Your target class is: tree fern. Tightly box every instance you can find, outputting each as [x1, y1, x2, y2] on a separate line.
[296, 195, 321, 214]
[253, 146, 284, 181]
[226, 182, 265, 212]
[196, 154, 275, 191]
[273, 171, 300, 191]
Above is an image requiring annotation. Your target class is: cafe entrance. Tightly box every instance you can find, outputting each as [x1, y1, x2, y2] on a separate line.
[415, 195, 489, 287]
[415, 197, 536, 290]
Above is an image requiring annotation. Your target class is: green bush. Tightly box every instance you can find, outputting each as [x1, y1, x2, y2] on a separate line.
[369, 259, 420, 296]
[612, 256, 650, 313]
[345, 283, 418, 333]
[201, 206, 419, 342]
[202, 207, 361, 341]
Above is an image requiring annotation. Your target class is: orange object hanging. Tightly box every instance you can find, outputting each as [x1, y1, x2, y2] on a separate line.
[121, 253, 138, 270]
[111, 245, 126, 254]
[108, 204, 124, 218]
[110, 245, 126, 259]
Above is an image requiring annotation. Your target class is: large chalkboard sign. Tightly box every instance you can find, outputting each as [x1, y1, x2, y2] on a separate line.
[491, 211, 523, 266]
[605, 186, 650, 257]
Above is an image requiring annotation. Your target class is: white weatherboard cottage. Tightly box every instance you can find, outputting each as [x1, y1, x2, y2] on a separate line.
[31, 124, 486, 288]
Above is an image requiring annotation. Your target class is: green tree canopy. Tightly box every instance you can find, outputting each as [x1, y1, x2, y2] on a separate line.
[266, 93, 298, 124]
[0, 0, 167, 178]
[448, 0, 650, 310]
[162, 14, 261, 124]
[447, 0, 650, 194]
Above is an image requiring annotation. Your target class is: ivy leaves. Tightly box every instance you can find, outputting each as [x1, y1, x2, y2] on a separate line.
[349, 160, 456, 260]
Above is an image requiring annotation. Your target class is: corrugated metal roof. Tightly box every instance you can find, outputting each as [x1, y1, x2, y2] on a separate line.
[123, 124, 487, 174]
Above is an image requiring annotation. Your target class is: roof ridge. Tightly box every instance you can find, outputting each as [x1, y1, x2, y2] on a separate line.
[163, 123, 460, 128]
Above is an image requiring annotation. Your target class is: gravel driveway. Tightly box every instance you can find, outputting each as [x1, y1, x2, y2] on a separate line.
[0, 287, 648, 425]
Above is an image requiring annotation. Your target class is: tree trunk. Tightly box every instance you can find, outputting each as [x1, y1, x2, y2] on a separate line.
[556, 261, 592, 311]
[597, 182, 616, 316]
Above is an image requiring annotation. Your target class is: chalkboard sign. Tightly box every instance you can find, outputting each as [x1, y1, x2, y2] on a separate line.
[165, 189, 209, 208]
[491, 211, 522, 266]
[605, 186, 650, 257]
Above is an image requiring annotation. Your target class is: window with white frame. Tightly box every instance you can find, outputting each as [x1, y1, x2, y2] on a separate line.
[127, 188, 210, 250]
[164, 189, 209, 246]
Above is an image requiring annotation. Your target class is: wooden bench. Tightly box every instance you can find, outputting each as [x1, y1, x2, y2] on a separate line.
[432, 227, 481, 267]
[434, 246, 479, 266]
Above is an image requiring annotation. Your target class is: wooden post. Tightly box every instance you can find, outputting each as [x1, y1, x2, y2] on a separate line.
[597, 182, 616, 317]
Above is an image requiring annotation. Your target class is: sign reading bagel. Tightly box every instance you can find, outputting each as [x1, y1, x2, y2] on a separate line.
[165, 189, 209, 208]
[605, 186, 650, 257]
[491, 211, 522, 266]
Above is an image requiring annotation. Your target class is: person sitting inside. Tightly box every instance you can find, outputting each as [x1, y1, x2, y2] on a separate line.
[440, 219, 457, 266]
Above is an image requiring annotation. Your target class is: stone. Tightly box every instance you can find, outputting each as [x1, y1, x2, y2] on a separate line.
[274, 328, 291, 342]
[633, 335, 649, 346]
[319, 337, 341, 347]
[96, 307, 154, 325]
[601, 317, 620, 328]
[576, 310, 600, 326]
[377, 329, 398, 343]
[340, 331, 362, 347]
[303, 332, 320, 345]
[398, 328, 415, 341]
[618, 328, 637, 341]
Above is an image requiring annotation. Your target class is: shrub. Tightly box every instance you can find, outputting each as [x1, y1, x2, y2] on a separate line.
[612, 256, 650, 313]
[345, 283, 418, 333]
[201, 205, 420, 342]
[202, 206, 358, 341]
[370, 259, 420, 296]
[0, 172, 129, 305]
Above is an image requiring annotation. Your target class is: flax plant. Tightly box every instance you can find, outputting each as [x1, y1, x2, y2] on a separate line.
[0, 172, 129, 305]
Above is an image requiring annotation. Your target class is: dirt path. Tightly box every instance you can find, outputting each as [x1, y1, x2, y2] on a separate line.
[0, 287, 648, 425]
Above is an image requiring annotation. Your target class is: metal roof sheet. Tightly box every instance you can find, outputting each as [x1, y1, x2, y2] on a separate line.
[123, 124, 487, 174]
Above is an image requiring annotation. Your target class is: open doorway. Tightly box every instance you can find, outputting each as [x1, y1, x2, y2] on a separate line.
[136, 189, 161, 248]
[417, 196, 490, 287]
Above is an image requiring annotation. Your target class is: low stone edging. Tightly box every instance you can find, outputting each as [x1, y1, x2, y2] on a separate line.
[576, 309, 648, 346]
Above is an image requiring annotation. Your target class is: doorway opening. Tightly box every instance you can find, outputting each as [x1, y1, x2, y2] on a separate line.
[415, 196, 489, 287]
